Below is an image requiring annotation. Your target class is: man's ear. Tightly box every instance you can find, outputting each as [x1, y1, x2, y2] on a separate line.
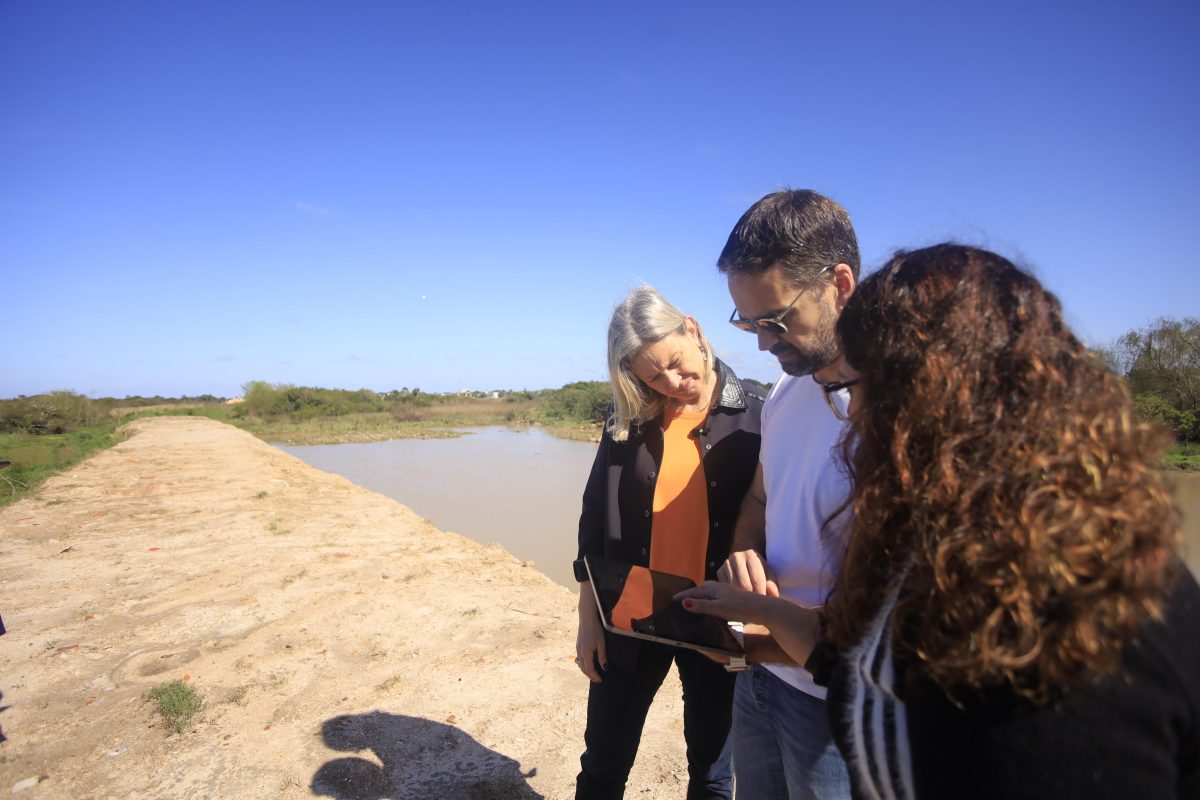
[832, 263, 856, 310]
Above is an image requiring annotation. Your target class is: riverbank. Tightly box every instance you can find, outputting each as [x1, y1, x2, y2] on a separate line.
[117, 403, 604, 447]
[0, 417, 682, 799]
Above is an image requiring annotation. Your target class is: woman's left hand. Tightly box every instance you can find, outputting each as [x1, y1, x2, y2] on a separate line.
[677, 581, 823, 667]
[675, 580, 773, 625]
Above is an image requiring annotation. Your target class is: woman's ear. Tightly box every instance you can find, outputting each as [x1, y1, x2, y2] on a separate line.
[684, 316, 701, 342]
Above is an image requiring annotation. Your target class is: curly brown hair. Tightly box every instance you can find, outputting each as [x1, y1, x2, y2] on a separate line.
[827, 243, 1180, 703]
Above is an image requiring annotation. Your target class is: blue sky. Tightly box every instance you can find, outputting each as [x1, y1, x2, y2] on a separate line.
[3, 1, 1197, 398]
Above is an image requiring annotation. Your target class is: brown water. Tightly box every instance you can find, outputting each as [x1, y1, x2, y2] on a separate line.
[1167, 471, 1200, 579]
[280, 427, 598, 588]
[280, 429, 1200, 588]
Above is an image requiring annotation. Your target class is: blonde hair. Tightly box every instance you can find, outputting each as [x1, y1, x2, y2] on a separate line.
[606, 285, 715, 442]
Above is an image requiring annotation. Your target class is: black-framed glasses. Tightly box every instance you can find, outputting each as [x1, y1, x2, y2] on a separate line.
[728, 266, 833, 334]
[819, 378, 859, 421]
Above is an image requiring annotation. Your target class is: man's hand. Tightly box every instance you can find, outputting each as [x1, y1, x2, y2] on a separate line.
[575, 583, 607, 683]
[723, 466, 775, 595]
[718, 548, 779, 596]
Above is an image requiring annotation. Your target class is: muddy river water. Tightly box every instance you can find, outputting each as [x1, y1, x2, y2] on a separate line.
[281, 429, 1200, 587]
[281, 427, 596, 587]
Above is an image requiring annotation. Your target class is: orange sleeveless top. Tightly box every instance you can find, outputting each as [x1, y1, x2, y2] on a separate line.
[648, 407, 709, 586]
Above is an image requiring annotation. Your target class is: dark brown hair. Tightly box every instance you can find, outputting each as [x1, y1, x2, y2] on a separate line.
[717, 189, 861, 286]
[828, 243, 1179, 703]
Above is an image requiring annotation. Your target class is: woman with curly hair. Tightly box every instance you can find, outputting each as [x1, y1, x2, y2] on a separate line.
[678, 244, 1200, 798]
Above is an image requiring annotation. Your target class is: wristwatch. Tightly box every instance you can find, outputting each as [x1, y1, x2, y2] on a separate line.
[724, 622, 750, 672]
[724, 653, 750, 672]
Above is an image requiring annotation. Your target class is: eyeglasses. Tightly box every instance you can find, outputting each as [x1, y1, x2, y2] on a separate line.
[728, 266, 833, 334]
[819, 378, 859, 421]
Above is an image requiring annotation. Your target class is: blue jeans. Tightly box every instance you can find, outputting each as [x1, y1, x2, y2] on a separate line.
[576, 643, 735, 800]
[732, 665, 850, 800]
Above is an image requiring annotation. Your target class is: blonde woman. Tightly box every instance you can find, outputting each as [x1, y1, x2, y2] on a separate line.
[572, 285, 764, 799]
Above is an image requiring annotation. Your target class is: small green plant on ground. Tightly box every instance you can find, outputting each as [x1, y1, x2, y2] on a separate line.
[225, 686, 250, 707]
[147, 680, 202, 733]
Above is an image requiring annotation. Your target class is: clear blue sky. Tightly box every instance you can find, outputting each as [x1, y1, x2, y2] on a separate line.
[3, 1, 1197, 398]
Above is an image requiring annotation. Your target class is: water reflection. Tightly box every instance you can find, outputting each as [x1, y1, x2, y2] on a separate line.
[280, 427, 597, 588]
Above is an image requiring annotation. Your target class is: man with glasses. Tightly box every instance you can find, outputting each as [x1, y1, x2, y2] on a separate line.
[715, 189, 859, 800]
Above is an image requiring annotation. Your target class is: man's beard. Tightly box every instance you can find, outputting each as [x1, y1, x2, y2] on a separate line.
[771, 305, 840, 377]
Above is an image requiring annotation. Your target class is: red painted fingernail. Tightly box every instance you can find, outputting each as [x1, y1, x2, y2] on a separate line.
[683, 599, 694, 609]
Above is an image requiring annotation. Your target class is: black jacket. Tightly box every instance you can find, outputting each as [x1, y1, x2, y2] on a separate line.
[574, 359, 764, 586]
[810, 562, 1200, 799]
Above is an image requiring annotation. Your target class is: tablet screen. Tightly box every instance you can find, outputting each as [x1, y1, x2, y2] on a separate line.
[584, 556, 743, 655]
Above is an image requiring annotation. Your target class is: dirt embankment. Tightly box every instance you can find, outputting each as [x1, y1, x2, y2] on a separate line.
[0, 417, 688, 799]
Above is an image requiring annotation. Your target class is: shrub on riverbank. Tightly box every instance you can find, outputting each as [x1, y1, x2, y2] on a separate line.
[542, 381, 610, 424]
[1105, 316, 1199, 443]
[231, 381, 609, 427]
[0, 392, 114, 434]
[237, 381, 397, 419]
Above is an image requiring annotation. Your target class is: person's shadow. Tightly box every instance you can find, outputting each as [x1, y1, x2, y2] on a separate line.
[311, 711, 543, 800]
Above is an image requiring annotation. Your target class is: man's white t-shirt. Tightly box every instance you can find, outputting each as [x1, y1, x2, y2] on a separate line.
[761, 373, 852, 698]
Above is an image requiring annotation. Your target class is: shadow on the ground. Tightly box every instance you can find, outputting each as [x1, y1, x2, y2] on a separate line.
[311, 710, 543, 800]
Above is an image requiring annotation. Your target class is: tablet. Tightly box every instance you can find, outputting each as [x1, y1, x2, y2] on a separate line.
[583, 555, 744, 657]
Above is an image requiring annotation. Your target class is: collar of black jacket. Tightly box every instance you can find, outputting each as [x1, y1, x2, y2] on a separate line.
[713, 359, 747, 410]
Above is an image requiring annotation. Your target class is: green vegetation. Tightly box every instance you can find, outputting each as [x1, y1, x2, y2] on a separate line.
[223, 381, 608, 445]
[1098, 316, 1199, 468]
[0, 382, 610, 503]
[541, 381, 610, 423]
[0, 392, 231, 507]
[0, 422, 129, 508]
[147, 680, 202, 734]
[1164, 442, 1200, 471]
[0, 391, 111, 433]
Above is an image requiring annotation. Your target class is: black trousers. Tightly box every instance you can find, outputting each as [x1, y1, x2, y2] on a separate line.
[575, 641, 736, 800]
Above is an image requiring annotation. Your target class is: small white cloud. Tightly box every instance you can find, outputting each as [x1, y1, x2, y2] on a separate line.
[294, 200, 331, 219]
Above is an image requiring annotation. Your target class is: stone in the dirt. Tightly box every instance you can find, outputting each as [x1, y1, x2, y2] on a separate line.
[12, 776, 44, 793]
